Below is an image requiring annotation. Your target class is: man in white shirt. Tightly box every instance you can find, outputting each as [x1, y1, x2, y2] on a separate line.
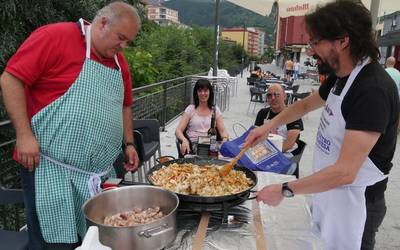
[385, 56, 400, 94]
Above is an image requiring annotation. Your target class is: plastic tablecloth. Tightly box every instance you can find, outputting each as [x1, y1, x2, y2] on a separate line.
[166, 172, 323, 250]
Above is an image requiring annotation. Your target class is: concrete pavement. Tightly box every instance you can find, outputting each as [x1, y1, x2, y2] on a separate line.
[159, 64, 400, 249]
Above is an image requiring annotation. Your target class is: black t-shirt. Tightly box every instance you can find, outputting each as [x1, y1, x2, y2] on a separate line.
[319, 61, 400, 200]
[255, 107, 304, 149]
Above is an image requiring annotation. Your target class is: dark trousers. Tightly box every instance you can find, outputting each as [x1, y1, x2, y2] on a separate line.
[20, 168, 81, 250]
[361, 196, 387, 250]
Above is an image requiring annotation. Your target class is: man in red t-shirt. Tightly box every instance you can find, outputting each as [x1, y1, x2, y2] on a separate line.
[0, 1, 140, 249]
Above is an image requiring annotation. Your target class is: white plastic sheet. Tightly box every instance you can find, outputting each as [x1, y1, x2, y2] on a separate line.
[166, 172, 323, 250]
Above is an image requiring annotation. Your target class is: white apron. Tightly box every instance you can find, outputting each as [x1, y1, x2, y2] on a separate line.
[312, 59, 386, 250]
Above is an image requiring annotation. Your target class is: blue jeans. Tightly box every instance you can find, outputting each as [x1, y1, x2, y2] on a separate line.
[20, 168, 81, 250]
[361, 196, 387, 250]
[293, 70, 299, 80]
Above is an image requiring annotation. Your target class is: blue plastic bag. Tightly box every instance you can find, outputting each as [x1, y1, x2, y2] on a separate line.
[220, 126, 292, 174]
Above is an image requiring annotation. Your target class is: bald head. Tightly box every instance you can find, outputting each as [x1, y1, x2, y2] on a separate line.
[386, 56, 396, 68]
[267, 83, 286, 112]
[268, 84, 285, 95]
[93, 1, 141, 28]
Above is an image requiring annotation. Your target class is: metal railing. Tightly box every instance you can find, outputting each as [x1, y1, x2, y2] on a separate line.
[132, 74, 201, 130]
[0, 71, 240, 229]
[131, 72, 237, 129]
[0, 72, 209, 188]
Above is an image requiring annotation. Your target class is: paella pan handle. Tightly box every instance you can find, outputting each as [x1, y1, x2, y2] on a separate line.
[238, 190, 258, 200]
[138, 223, 173, 238]
[155, 155, 176, 164]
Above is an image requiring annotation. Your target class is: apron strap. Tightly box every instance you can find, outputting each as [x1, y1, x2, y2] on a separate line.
[79, 18, 121, 71]
[40, 153, 113, 197]
[339, 58, 370, 98]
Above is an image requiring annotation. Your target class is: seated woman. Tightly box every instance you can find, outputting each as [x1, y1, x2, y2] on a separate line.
[175, 79, 229, 156]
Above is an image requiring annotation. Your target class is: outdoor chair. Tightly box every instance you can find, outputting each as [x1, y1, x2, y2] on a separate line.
[113, 151, 126, 179]
[290, 84, 300, 93]
[132, 119, 161, 182]
[291, 92, 311, 102]
[0, 186, 28, 250]
[254, 81, 267, 92]
[286, 139, 307, 179]
[247, 76, 259, 85]
[247, 87, 265, 114]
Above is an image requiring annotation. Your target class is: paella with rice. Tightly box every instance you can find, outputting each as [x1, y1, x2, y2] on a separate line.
[149, 163, 253, 196]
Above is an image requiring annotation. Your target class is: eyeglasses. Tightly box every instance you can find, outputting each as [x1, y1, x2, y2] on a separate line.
[308, 39, 322, 48]
[308, 37, 344, 48]
[266, 93, 281, 99]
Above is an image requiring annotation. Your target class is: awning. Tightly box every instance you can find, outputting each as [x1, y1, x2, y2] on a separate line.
[226, 0, 399, 18]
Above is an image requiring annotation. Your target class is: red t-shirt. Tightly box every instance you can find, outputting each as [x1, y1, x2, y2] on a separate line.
[5, 21, 133, 121]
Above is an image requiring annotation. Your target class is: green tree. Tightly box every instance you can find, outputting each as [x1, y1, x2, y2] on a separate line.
[0, 0, 145, 72]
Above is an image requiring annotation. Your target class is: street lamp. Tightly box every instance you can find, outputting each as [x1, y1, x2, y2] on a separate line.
[213, 0, 220, 77]
[241, 24, 246, 78]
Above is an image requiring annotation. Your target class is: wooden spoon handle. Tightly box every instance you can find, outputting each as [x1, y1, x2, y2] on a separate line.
[232, 144, 251, 164]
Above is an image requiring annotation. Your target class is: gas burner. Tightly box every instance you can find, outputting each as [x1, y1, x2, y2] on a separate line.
[177, 192, 251, 225]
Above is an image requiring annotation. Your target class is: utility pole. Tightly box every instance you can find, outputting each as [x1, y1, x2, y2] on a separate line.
[370, 0, 380, 28]
[213, 0, 220, 77]
[241, 23, 246, 78]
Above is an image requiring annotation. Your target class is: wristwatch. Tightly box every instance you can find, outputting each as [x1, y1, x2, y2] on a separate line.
[281, 182, 294, 198]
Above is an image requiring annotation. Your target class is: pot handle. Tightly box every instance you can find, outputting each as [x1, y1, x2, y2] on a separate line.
[138, 223, 173, 238]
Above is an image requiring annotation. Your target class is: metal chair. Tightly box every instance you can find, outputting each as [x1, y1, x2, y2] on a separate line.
[247, 76, 258, 85]
[291, 92, 311, 102]
[290, 84, 300, 93]
[113, 151, 127, 179]
[247, 87, 265, 114]
[0, 187, 28, 250]
[287, 139, 307, 179]
[132, 119, 161, 182]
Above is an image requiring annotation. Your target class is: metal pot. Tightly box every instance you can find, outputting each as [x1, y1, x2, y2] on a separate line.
[147, 158, 258, 203]
[82, 185, 179, 250]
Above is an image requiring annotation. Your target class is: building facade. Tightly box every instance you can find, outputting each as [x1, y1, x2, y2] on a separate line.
[221, 28, 262, 57]
[378, 11, 400, 70]
[277, 15, 310, 67]
[251, 27, 266, 56]
[147, 5, 180, 26]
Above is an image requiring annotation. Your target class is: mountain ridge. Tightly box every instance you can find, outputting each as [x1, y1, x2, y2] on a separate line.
[161, 0, 274, 35]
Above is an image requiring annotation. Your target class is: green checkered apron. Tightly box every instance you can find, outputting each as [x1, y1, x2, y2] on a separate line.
[31, 21, 124, 243]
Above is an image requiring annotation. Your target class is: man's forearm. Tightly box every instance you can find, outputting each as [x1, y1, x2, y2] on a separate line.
[289, 164, 351, 195]
[0, 72, 33, 138]
[122, 106, 133, 143]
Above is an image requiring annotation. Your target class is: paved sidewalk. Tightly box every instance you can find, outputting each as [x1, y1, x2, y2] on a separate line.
[159, 64, 400, 249]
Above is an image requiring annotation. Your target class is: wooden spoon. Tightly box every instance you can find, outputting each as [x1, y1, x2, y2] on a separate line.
[219, 144, 251, 176]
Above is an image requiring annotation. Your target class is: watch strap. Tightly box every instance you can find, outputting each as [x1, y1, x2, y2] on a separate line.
[282, 182, 294, 197]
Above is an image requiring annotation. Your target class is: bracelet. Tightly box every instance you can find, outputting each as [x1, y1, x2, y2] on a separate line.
[125, 142, 135, 148]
